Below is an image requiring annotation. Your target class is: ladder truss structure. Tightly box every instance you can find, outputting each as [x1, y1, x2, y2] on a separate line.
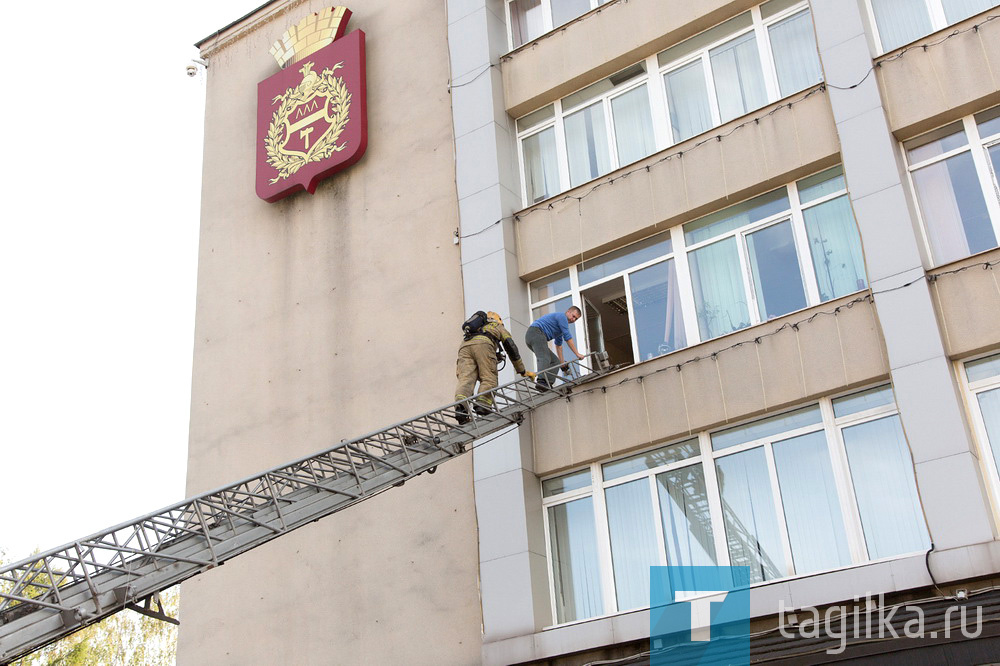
[0, 353, 609, 664]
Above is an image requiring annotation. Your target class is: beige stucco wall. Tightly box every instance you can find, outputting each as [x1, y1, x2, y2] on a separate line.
[178, 1, 479, 664]
[877, 10, 1000, 138]
[515, 86, 839, 280]
[532, 293, 889, 475]
[502, 0, 759, 118]
[931, 248, 1000, 359]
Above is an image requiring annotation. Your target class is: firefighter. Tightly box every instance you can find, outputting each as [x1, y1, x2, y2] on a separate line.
[454, 311, 534, 424]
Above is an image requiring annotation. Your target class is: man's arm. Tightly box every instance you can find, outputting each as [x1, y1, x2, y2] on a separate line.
[565, 338, 584, 359]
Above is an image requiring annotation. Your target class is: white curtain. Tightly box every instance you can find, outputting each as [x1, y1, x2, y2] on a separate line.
[509, 0, 545, 46]
[690, 237, 751, 340]
[611, 85, 656, 166]
[870, 0, 933, 51]
[745, 219, 807, 320]
[803, 196, 868, 301]
[605, 480, 659, 611]
[710, 31, 768, 123]
[912, 152, 996, 264]
[768, 10, 823, 97]
[564, 102, 611, 187]
[941, 0, 998, 23]
[715, 448, 787, 586]
[664, 60, 714, 143]
[548, 498, 604, 623]
[657, 465, 717, 568]
[842, 415, 930, 560]
[772, 431, 851, 574]
[522, 127, 559, 204]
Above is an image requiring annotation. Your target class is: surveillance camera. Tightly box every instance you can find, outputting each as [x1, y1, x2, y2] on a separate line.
[186, 65, 199, 77]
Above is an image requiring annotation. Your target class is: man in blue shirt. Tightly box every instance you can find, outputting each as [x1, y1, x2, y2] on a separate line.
[526, 306, 584, 389]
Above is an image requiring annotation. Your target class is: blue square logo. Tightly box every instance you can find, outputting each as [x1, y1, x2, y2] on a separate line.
[650, 566, 754, 665]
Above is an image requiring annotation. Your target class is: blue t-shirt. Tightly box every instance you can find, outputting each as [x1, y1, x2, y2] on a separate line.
[531, 312, 573, 346]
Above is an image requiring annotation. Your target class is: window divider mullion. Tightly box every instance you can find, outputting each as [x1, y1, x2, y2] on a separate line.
[789, 184, 822, 305]
[623, 271, 641, 363]
[963, 116, 1000, 244]
[649, 473, 669, 567]
[701, 432, 731, 567]
[591, 463, 619, 615]
[827, 399, 871, 563]
[553, 99, 572, 195]
[752, 5, 781, 103]
[671, 225, 702, 347]
[701, 52, 723, 127]
[646, 54, 673, 152]
[763, 440, 796, 577]
[926, 0, 948, 32]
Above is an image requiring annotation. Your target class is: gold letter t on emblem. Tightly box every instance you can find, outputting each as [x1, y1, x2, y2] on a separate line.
[300, 126, 315, 150]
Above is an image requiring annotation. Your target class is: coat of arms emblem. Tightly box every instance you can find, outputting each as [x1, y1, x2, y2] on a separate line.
[256, 7, 367, 202]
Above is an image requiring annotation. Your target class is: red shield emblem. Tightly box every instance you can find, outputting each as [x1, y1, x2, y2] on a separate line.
[256, 28, 368, 202]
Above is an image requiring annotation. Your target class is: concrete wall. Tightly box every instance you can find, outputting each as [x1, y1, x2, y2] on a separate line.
[178, 1, 480, 664]
[931, 248, 1000, 359]
[515, 87, 839, 280]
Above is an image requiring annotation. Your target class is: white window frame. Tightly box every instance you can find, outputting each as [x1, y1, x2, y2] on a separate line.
[526, 166, 863, 367]
[866, 0, 1000, 54]
[513, 1, 822, 207]
[958, 352, 1000, 524]
[902, 111, 1000, 268]
[504, 0, 605, 51]
[539, 385, 926, 626]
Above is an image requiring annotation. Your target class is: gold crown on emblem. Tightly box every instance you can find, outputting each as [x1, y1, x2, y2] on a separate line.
[270, 6, 352, 68]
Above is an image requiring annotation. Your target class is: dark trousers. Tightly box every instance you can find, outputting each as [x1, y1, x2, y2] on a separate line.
[525, 325, 560, 385]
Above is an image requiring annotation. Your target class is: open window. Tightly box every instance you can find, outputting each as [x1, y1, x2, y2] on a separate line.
[582, 277, 635, 368]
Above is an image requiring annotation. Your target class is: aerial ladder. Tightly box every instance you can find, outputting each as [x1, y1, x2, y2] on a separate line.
[0, 353, 610, 664]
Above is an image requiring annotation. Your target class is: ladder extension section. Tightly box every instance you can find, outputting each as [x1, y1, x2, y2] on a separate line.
[0, 353, 610, 664]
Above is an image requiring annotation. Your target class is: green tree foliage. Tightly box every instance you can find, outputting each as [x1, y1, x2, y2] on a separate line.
[1, 549, 179, 666]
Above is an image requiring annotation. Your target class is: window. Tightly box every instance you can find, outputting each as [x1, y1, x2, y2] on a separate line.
[514, 1, 823, 206]
[507, 0, 606, 49]
[868, 0, 999, 52]
[541, 386, 930, 624]
[904, 108, 1000, 266]
[962, 352, 1000, 512]
[527, 166, 868, 365]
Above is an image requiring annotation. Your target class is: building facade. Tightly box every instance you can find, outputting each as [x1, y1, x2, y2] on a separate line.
[182, 0, 1000, 663]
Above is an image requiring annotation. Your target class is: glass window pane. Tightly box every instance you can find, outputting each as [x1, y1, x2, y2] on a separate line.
[543, 468, 591, 497]
[579, 232, 672, 285]
[657, 465, 717, 567]
[657, 13, 754, 67]
[773, 431, 851, 574]
[978, 388, 1000, 483]
[871, 0, 933, 52]
[684, 189, 790, 245]
[664, 60, 714, 143]
[611, 85, 656, 166]
[565, 64, 647, 111]
[603, 439, 700, 481]
[941, 0, 996, 24]
[710, 31, 768, 123]
[797, 165, 846, 204]
[712, 405, 822, 451]
[803, 195, 869, 301]
[716, 448, 787, 585]
[976, 105, 1000, 140]
[510, 0, 546, 47]
[904, 122, 968, 164]
[548, 497, 604, 623]
[551, 0, 593, 29]
[689, 237, 752, 340]
[517, 104, 555, 133]
[565, 102, 612, 187]
[522, 127, 560, 204]
[630, 259, 688, 361]
[843, 415, 930, 559]
[746, 219, 808, 320]
[531, 270, 572, 303]
[833, 384, 895, 418]
[911, 152, 997, 265]
[967, 354, 1000, 383]
[988, 144, 1000, 198]
[761, 0, 803, 19]
[768, 9, 823, 97]
[605, 479, 659, 611]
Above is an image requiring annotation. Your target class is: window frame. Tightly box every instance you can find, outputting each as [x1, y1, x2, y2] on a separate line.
[505, 0, 606, 51]
[539, 384, 927, 626]
[959, 351, 1000, 524]
[527, 166, 863, 368]
[513, 0, 822, 208]
[865, 0, 1000, 55]
[901, 111, 1000, 268]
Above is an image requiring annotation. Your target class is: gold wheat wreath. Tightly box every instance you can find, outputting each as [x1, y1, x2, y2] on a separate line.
[265, 62, 352, 184]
